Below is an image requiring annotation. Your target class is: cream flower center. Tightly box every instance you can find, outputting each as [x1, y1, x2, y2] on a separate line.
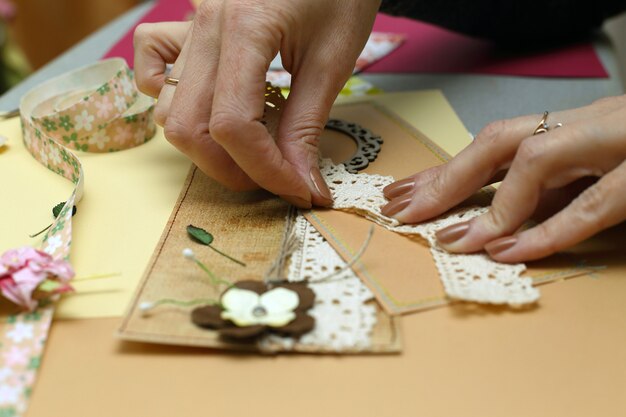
[220, 287, 299, 327]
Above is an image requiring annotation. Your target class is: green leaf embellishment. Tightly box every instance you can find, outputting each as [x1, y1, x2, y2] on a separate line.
[187, 225, 214, 245]
[30, 202, 77, 238]
[186, 224, 246, 267]
[52, 201, 77, 218]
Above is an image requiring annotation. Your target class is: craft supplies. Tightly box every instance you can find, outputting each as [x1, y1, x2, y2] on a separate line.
[0, 58, 156, 416]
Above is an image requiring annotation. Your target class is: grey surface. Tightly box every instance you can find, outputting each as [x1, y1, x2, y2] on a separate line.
[361, 39, 625, 134]
[1, 2, 624, 136]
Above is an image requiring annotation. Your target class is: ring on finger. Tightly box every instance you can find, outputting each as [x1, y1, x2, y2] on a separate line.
[533, 111, 563, 135]
[164, 76, 179, 86]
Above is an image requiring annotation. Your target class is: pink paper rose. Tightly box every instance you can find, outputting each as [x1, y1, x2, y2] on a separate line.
[0, 246, 74, 311]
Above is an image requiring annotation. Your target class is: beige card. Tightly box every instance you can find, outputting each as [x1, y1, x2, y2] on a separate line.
[118, 164, 401, 353]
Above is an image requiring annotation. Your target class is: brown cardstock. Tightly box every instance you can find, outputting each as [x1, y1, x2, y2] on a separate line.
[307, 102, 601, 315]
[118, 164, 401, 353]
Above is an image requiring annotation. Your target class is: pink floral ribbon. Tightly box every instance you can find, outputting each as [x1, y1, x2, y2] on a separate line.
[1, 58, 156, 416]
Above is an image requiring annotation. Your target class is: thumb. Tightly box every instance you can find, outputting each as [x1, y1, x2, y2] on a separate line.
[276, 63, 350, 207]
[133, 21, 191, 98]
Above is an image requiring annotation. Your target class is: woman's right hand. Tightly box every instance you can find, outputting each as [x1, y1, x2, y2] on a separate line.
[133, 0, 381, 207]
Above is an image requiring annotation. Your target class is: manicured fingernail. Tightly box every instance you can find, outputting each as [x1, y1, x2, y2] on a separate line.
[383, 178, 415, 199]
[485, 236, 518, 257]
[435, 221, 470, 246]
[280, 195, 312, 209]
[309, 168, 333, 207]
[381, 196, 411, 217]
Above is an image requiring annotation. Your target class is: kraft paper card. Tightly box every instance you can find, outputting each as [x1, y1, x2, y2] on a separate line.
[118, 165, 401, 353]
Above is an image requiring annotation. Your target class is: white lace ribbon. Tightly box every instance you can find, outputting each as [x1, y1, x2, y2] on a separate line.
[261, 215, 378, 352]
[321, 159, 539, 306]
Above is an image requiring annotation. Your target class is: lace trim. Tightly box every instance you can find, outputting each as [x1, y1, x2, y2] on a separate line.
[321, 159, 539, 305]
[260, 215, 377, 352]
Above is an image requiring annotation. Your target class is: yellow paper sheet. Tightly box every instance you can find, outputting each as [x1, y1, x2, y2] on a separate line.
[0, 117, 191, 319]
[0, 90, 469, 319]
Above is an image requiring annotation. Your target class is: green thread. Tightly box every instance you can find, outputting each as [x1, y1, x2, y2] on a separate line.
[152, 298, 218, 309]
[207, 245, 246, 267]
[193, 258, 232, 288]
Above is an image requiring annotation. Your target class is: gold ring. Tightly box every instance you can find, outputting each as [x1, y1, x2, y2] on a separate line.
[164, 76, 179, 86]
[533, 111, 562, 135]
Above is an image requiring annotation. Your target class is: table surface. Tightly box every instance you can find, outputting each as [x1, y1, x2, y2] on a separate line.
[3, 4, 626, 417]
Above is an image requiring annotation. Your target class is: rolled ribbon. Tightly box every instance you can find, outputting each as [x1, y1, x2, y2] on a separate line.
[19, 58, 156, 259]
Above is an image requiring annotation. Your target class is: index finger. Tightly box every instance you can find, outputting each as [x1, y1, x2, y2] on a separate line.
[208, 13, 311, 207]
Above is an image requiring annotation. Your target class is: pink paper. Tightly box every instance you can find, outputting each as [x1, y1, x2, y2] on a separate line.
[103, 0, 194, 65]
[105, 2, 608, 79]
[368, 13, 608, 78]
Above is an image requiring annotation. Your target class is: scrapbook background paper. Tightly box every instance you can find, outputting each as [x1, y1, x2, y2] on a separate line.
[25, 192, 626, 417]
[11, 90, 626, 417]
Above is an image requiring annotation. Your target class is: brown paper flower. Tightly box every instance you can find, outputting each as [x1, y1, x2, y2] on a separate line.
[191, 280, 315, 340]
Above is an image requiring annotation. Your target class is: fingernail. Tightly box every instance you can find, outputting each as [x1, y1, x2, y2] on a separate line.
[383, 178, 415, 200]
[485, 236, 518, 257]
[280, 195, 312, 209]
[381, 196, 411, 217]
[309, 168, 333, 207]
[435, 221, 470, 246]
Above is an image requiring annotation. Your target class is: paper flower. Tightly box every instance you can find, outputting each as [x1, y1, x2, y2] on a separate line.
[192, 280, 315, 340]
[0, 246, 74, 311]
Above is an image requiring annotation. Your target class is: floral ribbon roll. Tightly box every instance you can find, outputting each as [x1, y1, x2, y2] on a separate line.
[20, 57, 156, 259]
[0, 58, 156, 417]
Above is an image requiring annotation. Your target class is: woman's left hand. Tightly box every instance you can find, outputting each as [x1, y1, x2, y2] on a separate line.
[381, 95, 626, 263]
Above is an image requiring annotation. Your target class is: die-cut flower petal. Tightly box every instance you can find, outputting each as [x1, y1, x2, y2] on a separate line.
[191, 281, 316, 341]
[259, 287, 299, 316]
[0, 246, 74, 310]
[221, 288, 259, 312]
[257, 311, 296, 328]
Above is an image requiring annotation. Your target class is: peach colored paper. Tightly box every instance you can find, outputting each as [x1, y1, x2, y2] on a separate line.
[27, 225, 626, 417]
[308, 102, 601, 315]
[23, 92, 626, 417]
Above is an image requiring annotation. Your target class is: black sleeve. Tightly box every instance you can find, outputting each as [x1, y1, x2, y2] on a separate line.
[379, 0, 626, 45]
